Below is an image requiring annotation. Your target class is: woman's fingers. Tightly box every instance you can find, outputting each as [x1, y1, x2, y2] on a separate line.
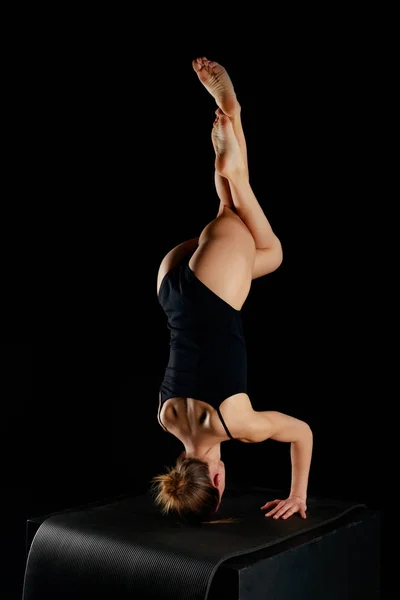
[261, 498, 307, 519]
[260, 499, 281, 510]
[270, 504, 290, 519]
[265, 500, 285, 517]
[263, 499, 307, 520]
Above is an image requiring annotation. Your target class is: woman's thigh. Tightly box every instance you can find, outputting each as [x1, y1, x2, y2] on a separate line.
[189, 206, 256, 310]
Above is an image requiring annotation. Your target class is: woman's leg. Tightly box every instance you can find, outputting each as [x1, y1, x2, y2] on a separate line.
[212, 113, 283, 277]
[215, 113, 248, 216]
[157, 237, 199, 296]
[215, 108, 249, 217]
[190, 111, 282, 309]
[193, 57, 249, 219]
[194, 57, 282, 278]
[215, 172, 234, 217]
[191, 207, 256, 310]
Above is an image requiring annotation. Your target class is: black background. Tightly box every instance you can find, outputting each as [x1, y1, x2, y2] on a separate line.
[3, 23, 382, 599]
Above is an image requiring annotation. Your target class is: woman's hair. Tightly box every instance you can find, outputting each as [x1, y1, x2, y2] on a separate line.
[150, 452, 237, 525]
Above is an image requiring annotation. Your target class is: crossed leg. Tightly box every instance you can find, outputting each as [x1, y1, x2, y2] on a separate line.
[192, 57, 283, 280]
[157, 59, 283, 306]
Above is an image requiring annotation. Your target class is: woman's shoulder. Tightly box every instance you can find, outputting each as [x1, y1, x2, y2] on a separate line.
[213, 393, 255, 442]
[219, 392, 254, 416]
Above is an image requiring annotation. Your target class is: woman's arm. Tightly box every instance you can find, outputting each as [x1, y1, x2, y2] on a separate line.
[258, 411, 313, 500]
[234, 410, 313, 515]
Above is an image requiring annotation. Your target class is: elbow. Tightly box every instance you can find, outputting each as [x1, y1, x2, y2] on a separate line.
[294, 419, 312, 442]
[275, 238, 283, 268]
[291, 421, 313, 446]
[270, 235, 283, 269]
[269, 236, 283, 272]
[302, 421, 313, 443]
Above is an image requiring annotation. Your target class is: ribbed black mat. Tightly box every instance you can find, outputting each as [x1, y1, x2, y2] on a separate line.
[23, 486, 365, 600]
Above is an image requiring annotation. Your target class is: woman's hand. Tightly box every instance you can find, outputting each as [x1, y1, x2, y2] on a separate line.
[261, 496, 307, 520]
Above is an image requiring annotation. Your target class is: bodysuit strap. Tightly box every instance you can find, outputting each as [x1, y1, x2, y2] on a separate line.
[217, 406, 235, 440]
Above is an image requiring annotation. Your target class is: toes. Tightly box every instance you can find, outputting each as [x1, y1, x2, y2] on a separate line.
[203, 57, 214, 71]
[192, 59, 203, 72]
[208, 61, 224, 74]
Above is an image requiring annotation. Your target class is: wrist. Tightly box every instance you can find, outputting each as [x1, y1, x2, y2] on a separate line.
[289, 493, 307, 501]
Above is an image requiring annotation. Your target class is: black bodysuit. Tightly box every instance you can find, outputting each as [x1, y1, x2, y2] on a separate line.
[157, 252, 248, 440]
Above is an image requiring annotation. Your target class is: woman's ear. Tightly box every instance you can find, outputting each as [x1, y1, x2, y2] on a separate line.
[213, 473, 220, 488]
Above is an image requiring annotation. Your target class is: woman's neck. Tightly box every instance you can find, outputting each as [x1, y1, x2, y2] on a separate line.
[185, 441, 221, 462]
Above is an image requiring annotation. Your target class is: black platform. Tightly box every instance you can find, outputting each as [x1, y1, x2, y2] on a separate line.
[23, 485, 380, 600]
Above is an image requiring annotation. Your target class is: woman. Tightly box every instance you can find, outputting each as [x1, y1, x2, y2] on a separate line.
[152, 58, 313, 524]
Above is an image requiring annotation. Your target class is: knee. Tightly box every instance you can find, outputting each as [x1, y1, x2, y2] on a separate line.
[201, 215, 256, 260]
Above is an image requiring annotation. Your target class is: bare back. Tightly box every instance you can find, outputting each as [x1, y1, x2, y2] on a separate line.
[158, 393, 255, 444]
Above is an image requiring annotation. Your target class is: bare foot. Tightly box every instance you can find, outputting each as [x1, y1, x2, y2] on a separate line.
[212, 109, 246, 179]
[192, 57, 240, 117]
